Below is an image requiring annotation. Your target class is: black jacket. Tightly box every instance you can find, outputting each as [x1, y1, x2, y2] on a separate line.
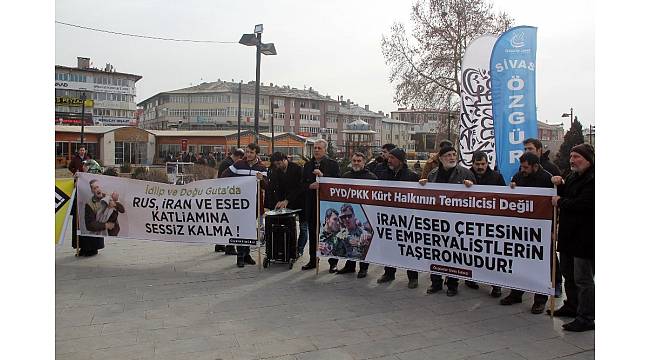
[511, 168, 553, 188]
[541, 151, 561, 176]
[303, 156, 341, 218]
[267, 162, 306, 217]
[217, 157, 235, 178]
[343, 168, 378, 180]
[378, 165, 420, 182]
[471, 167, 506, 186]
[556, 167, 595, 259]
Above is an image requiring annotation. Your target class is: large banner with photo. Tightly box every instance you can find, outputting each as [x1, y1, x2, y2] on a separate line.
[318, 177, 556, 295]
[76, 173, 259, 245]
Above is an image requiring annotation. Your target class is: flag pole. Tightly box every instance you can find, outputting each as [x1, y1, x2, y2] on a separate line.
[550, 189, 559, 317]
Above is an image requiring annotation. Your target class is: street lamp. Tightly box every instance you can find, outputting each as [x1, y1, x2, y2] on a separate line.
[80, 91, 87, 148]
[239, 24, 277, 143]
[561, 107, 574, 124]
[270, 102, 279, 153]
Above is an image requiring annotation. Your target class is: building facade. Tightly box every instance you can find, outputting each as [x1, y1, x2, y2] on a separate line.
[55, 57, 142, 126]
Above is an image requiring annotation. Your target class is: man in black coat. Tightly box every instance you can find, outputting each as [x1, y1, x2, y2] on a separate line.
[524, 138, 561, 176]
[368, 143, 396, 179]
[334, 152, 378, 278]
[215, 148, 245, 254]
[500, 152, 554, 314]
[524, 138, 563, 297]
[464, 151, 506, 297]
[549, 144, 595, 332]
[376, 148, 421, 289]
[267, 152, 308, 257]
[302, 139, 341, 271]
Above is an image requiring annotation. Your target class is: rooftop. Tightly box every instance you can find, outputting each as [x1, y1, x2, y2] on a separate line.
[138, 80, 336, 106]
[55, 65, 142, 81]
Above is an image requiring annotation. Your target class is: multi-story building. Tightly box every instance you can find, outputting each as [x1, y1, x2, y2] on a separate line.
[538, 121, 565, 156]
[381, 118, 415, 152]
[55, 57, 142, 126]
[138, 80, 337, 134]
[582, 124, 595, 147]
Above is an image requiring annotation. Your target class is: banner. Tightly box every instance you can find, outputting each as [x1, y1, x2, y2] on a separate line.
[491, 26, 538, 182]
[459, 34, 498, 168]
[76, 173, 259, 245]
[55, 179, 75, 245]
[318, 177, 555, 295]
[55, 97, 94, 107]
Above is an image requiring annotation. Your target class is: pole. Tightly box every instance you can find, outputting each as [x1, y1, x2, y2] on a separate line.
[187, 94, 191, 131]
[315, 178, 320, 276]
[238, 81, 242, 148]
[80, 92, 86, 147]
[550, 192, 559, 317]
[254, 33, 262, 143]
[257, 180, 262, 271]
[270, 101, 275, 154]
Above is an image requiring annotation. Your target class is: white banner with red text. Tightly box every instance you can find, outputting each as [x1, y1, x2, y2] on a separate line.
[76, 173, 258, 245]
[318, 177, 556, 295]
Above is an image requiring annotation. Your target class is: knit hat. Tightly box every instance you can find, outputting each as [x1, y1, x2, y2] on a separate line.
[570, 143, 594, 165]
[389, 148, 406, 164]
[438, 145, 456, 157]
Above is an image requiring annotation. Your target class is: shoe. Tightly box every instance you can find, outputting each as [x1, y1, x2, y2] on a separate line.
[357, 270, 367, 279]
[531, 302, 546, 314]
[563, 319, 595, 332]
[407, 279, 418, 289]
[446, 287, 458, 297]
[465, 281, 479, 289]
[499, 294, 523, 305]
[490, 287, 502, 298]
[427, 284, 443, 294]
[302, 262, 316, 270]
[215, 245, 225, 252]
[329, 264, 338, 273]
[554, 283, 563, 298]
[237, 258, 245, 268]
[337, 266, 356, 275]
[243, 255, 256, 265]
[376, 274, 395, 283]
[546, 305, 577, 317]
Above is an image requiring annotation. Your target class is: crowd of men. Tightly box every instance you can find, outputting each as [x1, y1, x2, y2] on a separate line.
[68, 136, 595, 332]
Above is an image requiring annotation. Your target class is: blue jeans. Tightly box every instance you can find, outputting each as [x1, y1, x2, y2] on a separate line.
[297, 220, 308, 255]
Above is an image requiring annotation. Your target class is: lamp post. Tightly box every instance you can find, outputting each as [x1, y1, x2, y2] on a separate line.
[270, 102, 279, 153]
[237, 81, 242, 148]
[239, 24, 277, 143]
[561, 107, 574, 126]
[80, 91, 87, 148]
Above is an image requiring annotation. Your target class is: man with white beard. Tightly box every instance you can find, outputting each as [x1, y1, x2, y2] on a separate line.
[419, 145, 476, 296]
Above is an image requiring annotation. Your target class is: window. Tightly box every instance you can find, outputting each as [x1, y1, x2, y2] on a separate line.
[55, 142, 69, 157]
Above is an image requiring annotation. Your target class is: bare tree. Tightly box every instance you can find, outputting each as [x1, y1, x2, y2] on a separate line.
[382, 0, 513, 110]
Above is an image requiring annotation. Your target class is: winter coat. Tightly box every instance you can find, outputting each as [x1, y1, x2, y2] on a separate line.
[471, 167, 506, 186]
[427, 165, 476, 184]
[68, 153, 90, 175]
[379, 165, 420, 182]
[511, 168, 553, 188]
[342, 168, 378, 180]
[541, 150, 561, 176]
[267, 161, 306, 217]
[556, 167, 595, 259]
[303, 156, 340, 220]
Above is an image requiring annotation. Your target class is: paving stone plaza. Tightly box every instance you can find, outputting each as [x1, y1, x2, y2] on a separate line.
[56, 234, 594, 360]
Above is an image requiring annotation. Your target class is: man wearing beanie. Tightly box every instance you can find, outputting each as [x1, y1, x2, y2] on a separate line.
[549, 143, 595, 332]
[376, 147, 421, 289]
[419, 145, 476, 296]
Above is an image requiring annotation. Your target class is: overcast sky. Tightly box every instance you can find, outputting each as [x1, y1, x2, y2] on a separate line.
[55, 0, 594, 129]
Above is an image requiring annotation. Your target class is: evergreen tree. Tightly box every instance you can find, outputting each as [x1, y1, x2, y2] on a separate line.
[555, 116, 585, 174]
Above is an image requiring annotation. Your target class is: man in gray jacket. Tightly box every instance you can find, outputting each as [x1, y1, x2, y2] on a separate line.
[419, 145, 476, 296]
